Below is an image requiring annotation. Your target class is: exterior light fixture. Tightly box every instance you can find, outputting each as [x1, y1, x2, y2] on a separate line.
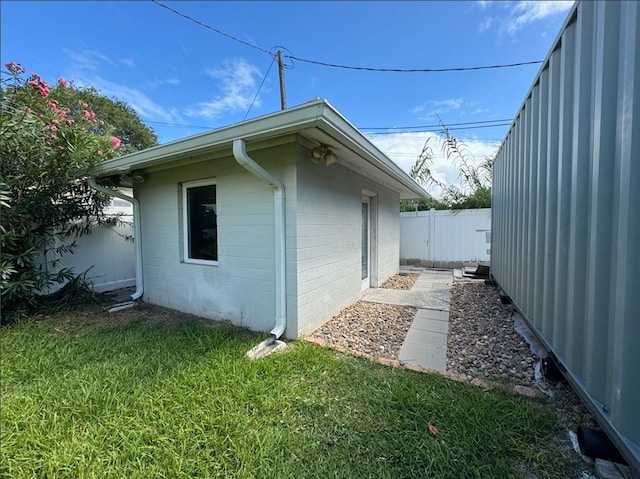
[309, 145, 338, 166]
[131, 171, 146, 182]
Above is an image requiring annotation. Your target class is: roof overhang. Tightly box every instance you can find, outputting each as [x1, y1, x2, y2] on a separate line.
[91, 99, 429, 200]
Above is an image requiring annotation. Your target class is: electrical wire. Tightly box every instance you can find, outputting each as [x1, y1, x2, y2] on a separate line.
[363, 123, 512, 134]
[151, 0, 273, 56]
[243, 58, 275, 120]
[361, 118, 512, 131]
[285, 56, 543, 73]
[150, 0, 543, 74]
[143, 118, 511, 134]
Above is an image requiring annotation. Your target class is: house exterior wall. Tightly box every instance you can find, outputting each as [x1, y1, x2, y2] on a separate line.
[491, 1, 640, 470]
[294, 147, 400, 336]
[133, 138, 404, 340]
[135, 143, 299, 337]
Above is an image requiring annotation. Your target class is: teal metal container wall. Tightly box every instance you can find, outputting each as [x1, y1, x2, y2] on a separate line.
[491, 0, 640, 471]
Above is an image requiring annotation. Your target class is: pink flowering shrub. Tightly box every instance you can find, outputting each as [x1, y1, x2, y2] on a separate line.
[1, 61, 124, 322]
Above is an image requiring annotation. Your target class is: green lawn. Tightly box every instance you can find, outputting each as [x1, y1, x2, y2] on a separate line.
[1, 307, 570, 478]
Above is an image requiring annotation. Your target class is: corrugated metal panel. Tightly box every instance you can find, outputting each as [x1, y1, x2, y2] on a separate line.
[492, 1, 640, 471]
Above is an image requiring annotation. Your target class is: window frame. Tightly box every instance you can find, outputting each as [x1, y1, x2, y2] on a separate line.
[182, 178, 218, 266]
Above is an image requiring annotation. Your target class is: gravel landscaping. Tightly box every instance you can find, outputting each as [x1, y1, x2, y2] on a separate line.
[308, 271, 602, 478]
[446, 279, 537, 385]
[308, 273, 420, 360]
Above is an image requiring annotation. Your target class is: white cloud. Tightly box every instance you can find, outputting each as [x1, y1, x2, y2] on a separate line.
[185, 58, 263, 119]
[65, 49, 116, 71]
[145, 77, 181, 89]
[74, 74, 180, 124]
[366, 131, 500, 197]
[64, 49, 180, 124]
[411, 97, 466, 121]
[478, 1, 574, 36]
[506, 1, 574, 35]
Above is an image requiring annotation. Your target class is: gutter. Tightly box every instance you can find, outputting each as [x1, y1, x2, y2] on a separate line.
[232, 139, 287, 358]
[88, 178, 143, 302]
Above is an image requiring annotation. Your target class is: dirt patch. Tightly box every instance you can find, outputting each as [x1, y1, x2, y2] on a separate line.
[44, 302, 235, 335]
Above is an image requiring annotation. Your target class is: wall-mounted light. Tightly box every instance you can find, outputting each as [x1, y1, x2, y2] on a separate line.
[309, 145, 338, 166]
[131, 171, 146, 183]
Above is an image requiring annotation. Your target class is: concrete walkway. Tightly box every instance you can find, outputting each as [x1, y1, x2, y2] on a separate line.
[361, 267, 452, 371]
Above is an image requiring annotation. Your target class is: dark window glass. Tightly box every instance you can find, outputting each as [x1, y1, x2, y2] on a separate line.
[187, 184, 217, 261]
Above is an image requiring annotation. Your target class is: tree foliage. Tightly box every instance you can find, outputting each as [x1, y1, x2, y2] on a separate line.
[403, 123, 496, 212]
[50, 86, 157, 153]
[0, 62, 155, 323]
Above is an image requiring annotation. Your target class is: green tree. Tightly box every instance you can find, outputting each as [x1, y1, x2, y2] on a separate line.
[0, 62, 155, 323]
[50, 86, 157, 153]
[404, 123, 496, 211]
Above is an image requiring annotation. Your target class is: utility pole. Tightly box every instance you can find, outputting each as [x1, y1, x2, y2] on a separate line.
[277, 50, 287, 110]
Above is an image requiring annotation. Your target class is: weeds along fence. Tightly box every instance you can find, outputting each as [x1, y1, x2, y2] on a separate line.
[400, 208, 491, 268]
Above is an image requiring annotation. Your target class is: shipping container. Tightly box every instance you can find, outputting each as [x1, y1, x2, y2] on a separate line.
[491, 0, 640, 471]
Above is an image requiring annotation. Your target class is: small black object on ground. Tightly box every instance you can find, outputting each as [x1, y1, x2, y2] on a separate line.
[463, 264, 490, 279]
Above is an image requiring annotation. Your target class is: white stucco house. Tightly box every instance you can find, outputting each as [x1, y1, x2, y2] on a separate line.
[89, 99, 428, 341]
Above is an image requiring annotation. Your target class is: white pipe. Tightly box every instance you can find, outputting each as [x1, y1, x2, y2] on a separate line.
[232, 139, 286, 340]
[88, 177, 143, 301]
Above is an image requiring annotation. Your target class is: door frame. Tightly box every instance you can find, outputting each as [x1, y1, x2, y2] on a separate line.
[361, 192, 378, 291]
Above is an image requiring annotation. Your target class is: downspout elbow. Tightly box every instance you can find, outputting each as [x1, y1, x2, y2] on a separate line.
[87, 177, 143, 301]
[232, 139, 287, 341]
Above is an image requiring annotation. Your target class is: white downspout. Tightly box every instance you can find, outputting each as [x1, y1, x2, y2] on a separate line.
[88, 177, 143, 301]
[232, 139, 287, 346]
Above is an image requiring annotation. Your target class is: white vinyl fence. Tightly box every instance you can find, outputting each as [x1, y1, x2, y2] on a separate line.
[40, 198, 136, 294]
[400, 208, 491, 267]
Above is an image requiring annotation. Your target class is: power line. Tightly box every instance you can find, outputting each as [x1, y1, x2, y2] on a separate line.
[244, 58, 275, 120]
[150, 1, 543, 74]
[145, 120, 212, 130]
[144, 119, 511, 133]
[361, 118, 512, 131]
[286, 56, 543, 73]
[151, 0, 273, 56]
[363, 123, 512, 134]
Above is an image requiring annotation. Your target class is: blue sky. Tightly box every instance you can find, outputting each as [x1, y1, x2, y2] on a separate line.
[1, 1, 574, 191]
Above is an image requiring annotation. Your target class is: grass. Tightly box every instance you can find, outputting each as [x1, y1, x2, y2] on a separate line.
[1, 307, 571, 478]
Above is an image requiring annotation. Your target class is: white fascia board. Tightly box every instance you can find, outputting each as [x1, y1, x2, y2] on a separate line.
[91, 98, 429, 200]
[91, 100, 328, 176]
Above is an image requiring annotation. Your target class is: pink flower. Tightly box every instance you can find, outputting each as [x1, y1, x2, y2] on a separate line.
[27, 78, 50, 98]
[50, 125, 58, 132]
[110, 136, 121, 149]
[82, 110, 91, 119]
[57, 77, 67, 87]
[97, 150, 103, 156]
[5, 61, 26, 74]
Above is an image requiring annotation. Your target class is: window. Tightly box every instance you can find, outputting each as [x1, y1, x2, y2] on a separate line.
[183, 180, 217, 264]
